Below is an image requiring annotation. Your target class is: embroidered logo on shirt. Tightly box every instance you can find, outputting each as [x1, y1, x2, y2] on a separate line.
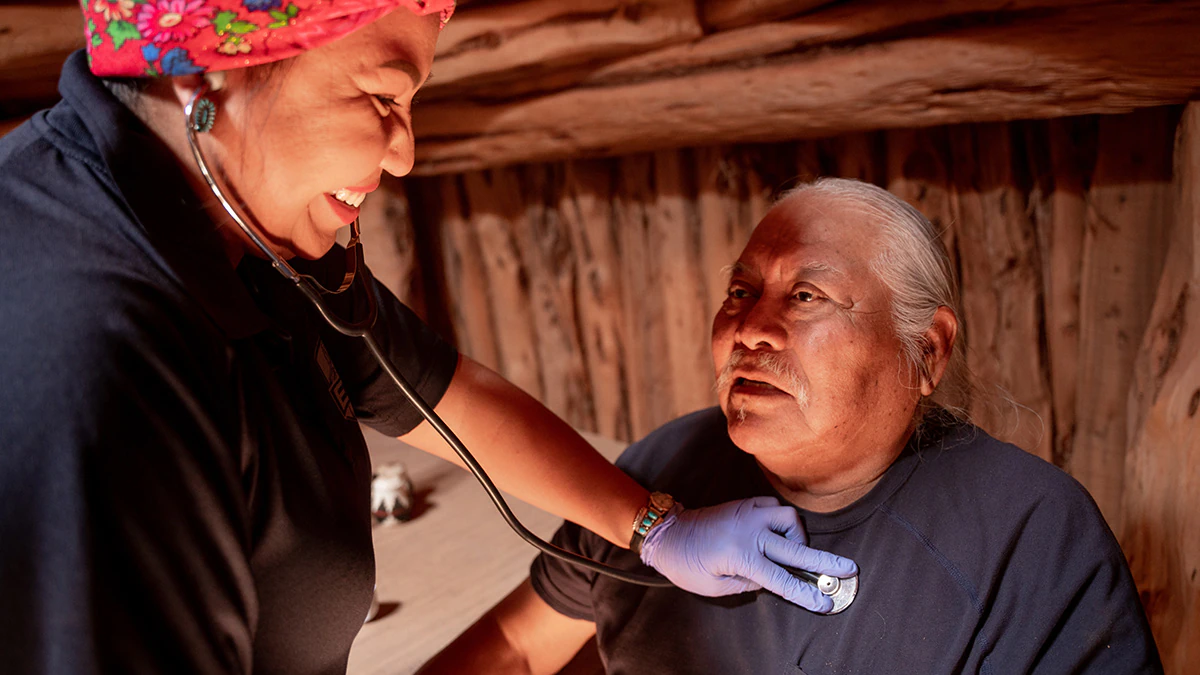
[315, 339, 355, 420]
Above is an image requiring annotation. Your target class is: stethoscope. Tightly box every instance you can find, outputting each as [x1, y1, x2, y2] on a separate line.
[183, 85, 857, 613]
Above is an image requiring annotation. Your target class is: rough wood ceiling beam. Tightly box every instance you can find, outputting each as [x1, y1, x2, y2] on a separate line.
[0, 3, 83, 118]
[426, 0, 704, 99]
[699, 0, 838, 30]
[417, 0, 1107, 103]
[410, 1, 1200, 174]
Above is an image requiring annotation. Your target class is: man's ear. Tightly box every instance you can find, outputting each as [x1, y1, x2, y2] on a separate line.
[919, 306, 958, 397]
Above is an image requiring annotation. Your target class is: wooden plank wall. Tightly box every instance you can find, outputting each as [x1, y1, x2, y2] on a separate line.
[363, 104, 1193, 668]
[1121, 102, 1200, 670]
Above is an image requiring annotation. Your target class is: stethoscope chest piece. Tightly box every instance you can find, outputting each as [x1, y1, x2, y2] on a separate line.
[816, 573, 858, 615]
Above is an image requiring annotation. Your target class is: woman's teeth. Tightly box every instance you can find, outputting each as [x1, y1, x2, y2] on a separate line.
[332, 189, 367, 208]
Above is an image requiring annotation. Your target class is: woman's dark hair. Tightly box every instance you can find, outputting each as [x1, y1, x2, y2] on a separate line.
[101, 76, 157, 109]
[101, 59, 291, 111]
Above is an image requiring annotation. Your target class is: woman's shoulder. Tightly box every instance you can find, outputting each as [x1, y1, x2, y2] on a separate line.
[1, 221, 226, 404]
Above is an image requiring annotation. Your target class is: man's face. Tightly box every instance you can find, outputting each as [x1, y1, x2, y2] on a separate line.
[712, 192, 922, 469]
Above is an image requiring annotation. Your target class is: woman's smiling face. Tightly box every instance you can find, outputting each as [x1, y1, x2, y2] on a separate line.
[200, 9, 439, 259]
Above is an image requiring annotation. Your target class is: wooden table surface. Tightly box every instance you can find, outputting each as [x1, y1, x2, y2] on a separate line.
[347, 426, 625, 675]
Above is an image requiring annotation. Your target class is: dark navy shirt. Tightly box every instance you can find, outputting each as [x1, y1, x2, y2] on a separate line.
[532, 408, 1162, 674]
[0, 52, 458, 674]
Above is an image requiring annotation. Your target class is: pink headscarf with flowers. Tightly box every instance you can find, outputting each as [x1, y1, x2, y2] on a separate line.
[81, 0, 455, 77]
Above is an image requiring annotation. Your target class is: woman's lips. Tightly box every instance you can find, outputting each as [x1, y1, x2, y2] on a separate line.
[324, 192, 361, 226]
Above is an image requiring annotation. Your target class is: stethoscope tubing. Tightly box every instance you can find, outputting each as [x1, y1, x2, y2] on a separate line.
[184, 86, 673, 588]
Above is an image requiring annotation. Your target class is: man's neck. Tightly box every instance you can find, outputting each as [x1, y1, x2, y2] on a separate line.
[757, 428, 914, 513]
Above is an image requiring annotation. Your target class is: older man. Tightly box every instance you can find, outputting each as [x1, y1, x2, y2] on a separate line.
[418, 178, 1161, 674]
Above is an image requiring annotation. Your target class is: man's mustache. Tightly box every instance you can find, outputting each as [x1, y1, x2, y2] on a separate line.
[715, 348, 809, 409]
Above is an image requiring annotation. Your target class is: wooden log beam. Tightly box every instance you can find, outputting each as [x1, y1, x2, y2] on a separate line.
[0, 3, 82, 117]
[699, 0, 836, 30]
[412, 1, 1200, 174]
[425, 0, 703, 100]
[1121, 101, 1200, 674]
[585, 0, 1101, 87]
[422, 0, 1102, 104]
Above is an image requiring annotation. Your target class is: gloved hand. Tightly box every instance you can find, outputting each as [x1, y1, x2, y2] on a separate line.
[639, 496, 857, 613]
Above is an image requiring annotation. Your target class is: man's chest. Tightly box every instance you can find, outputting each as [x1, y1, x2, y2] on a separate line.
[593, 530, 989, 675]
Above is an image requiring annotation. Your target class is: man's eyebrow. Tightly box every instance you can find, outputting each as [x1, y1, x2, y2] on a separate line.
[724, 260, 842, 282]
[381, 59, 425, 86]
[724, 261, 757, 281]
[791, 261, 842, 279]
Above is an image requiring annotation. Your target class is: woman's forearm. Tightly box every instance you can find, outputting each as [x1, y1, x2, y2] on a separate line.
[400, 355, 647, 548]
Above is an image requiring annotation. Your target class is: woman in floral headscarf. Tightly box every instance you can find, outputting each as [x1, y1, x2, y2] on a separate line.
[0, 2, 854, 672]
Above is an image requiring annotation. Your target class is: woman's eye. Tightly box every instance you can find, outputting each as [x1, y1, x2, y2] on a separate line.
[373, 95, 397, 117]
[727, 287, 751, 299]
[794, 289, 825, 303]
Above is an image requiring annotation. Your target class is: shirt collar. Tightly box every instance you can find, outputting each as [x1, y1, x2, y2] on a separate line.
[52, 50, 270, 340]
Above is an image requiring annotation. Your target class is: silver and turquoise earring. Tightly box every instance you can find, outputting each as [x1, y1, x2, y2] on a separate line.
[190, 96, 216, 133]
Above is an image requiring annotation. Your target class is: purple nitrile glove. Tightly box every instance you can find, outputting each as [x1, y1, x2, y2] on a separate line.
[639, 496, 858, 613]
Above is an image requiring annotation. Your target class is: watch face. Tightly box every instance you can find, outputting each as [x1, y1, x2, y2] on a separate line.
[649, 492, 674, 511]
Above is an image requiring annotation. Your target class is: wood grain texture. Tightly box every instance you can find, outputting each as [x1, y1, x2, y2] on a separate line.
[358, 179, 427, 318]
[425, 0, 703, 100]
[1120, 102, 1200, 675]
[516, 166, 595, 429]
[651, 150, 717, 422]
[613, 154, 674, 439]
[436, 175, 503, 371]
[460, 170, 546, 399]
[428, 0, 1100, 103]
[560, 160, 632, 440]
[1070, 108, 1176, 530]
[947, 123, 1054, 460]
[412, 2, 1200, 173]
[1025, 117, 1094, 468]
[699, 0, 836, 30]
[0, 3, 81, 116]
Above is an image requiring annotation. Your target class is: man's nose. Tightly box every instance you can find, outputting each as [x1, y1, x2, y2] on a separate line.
[734, 296, 788, 351]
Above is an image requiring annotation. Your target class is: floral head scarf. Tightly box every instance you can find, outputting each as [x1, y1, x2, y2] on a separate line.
[82, 0, 455, 77]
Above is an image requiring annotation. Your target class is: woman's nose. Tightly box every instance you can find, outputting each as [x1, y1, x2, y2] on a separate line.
[379, 124, 415, 177]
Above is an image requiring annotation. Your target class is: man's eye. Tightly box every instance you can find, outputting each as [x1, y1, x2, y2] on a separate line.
[794, 290, 819, 303]
[728, 287, 751, 299]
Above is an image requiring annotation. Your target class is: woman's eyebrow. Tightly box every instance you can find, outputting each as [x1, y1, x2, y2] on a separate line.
[380, 59, 425, 86]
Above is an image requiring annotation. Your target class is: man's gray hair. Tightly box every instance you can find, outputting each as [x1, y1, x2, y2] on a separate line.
[777, 178, 973, 420]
